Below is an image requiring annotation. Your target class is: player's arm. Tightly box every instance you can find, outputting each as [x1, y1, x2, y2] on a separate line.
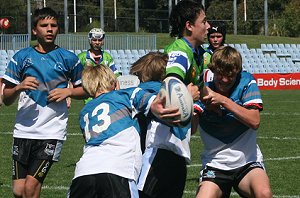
[2, 77, 39, 106]
[48, 85, 88, 103]
[203, 87, 260, 129]
[150, 94, 181, 124]
[166, 67, 200, 101]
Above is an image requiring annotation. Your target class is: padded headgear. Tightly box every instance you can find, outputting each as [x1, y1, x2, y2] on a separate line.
[207, 21, 226, 44]
[88, 28, 105, 43]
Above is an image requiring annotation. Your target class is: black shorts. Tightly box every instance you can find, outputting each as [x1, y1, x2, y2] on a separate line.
[12, 138, 63, 183]
[199, 162, 265, 198]
[68, 173, 136, 198]
[139, 148, 187, 198]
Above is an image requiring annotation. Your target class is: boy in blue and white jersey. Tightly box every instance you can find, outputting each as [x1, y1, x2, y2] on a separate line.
[68, 64, 180, 198]
[194, 46, 272, 198]
[1, 7, 87, 198]
[130, 52, 198, 198]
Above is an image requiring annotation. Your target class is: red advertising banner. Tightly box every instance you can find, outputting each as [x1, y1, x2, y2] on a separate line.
[253, 73, 300, 90]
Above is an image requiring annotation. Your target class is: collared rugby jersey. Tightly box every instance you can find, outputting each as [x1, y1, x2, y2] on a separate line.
[78, 50, 119, 75]
[3, 47, 83, 140]
[164, 37, 205, 87]
[74, 88, 155, 181]
[194, 71, 264, 170]
[139, 81, 191, 163]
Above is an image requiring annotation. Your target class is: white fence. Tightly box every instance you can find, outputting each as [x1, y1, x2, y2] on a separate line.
[0, 34, 157, 51]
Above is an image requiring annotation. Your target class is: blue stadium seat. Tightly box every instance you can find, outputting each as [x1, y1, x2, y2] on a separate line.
[117, 49, 125, 55]
[138, 49, 146, 56]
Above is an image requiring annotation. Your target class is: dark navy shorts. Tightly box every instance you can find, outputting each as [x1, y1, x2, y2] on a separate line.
[199, 162, 265, 198]
[12, 138, 63, 183]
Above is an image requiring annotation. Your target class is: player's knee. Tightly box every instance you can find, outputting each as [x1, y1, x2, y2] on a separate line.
[24, 177, 42, 197]
[12, 185, 24, 198]
[255, 188, 272, 198]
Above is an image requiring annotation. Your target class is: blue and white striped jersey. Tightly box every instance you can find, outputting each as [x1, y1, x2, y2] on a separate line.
[138, 81, 191, 162]
[194, 71, 264, 170]
[79, 87, 155, 145]
[3, 47, 83, 140]
[74, 88, 155, 181]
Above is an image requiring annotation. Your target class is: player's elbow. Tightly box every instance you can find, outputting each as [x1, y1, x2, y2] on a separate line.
[249, 120, 260, 130]
[3, 97, 14, 106]
[251, 123, 260, 130]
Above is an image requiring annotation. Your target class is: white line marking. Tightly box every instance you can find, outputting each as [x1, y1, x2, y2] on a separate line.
[1, 184, 299, 197]
[1, 132, 300, 140]
[1, 112, 300, 116]
[187, 156, 300, 168]
[184, 191, 300, 197]
[190, 135, 300, 140]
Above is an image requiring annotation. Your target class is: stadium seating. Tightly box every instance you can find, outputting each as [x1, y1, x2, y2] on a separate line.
[0, 44, 299, 75]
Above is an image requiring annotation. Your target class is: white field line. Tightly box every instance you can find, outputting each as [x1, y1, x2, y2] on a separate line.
[183, 191, 300, 197]
[187, 156, 300, 168]
[1, 112, 300, 116]
[0, 184, 299, 197]
[1, 131, 300, 141]
[190, 135, 300, 140]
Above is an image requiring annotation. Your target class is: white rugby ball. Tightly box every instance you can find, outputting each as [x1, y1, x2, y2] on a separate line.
[159, 76, 193, 127]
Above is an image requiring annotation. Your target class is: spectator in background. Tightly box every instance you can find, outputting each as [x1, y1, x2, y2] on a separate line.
[78, 28, 120, 104]
[164, 0, 210, 101]
[194, 46, 272, 198]
[203, 21, 227, 69]
[1, 7, 87, 198]
[203, 21, 227, 82]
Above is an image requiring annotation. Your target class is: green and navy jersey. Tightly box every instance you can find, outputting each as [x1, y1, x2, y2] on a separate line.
[203, 45, 214, 69]
[164, 37, 205, 87]
[78, 50, 120, 104]
[78, 50, 120, 76]
[3, 46, 83, 140]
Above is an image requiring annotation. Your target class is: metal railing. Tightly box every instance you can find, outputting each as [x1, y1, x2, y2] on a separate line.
[56, 34, 157, 51]
[0, 34, 30, 51]
[0, 34, 157, 51]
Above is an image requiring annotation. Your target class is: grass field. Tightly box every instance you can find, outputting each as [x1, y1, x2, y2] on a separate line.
[0, 90, 300, 197]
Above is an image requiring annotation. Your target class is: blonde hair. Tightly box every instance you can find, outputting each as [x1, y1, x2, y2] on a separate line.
[130, 51, 168, 82]
[82, 64, 117, 97]
[208, 46, 242, 77]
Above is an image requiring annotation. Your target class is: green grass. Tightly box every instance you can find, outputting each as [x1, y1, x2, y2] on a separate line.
[0, 90, 300, 197]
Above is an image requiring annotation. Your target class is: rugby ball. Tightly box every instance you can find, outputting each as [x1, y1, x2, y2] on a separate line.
[159, 76, 193, 127]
